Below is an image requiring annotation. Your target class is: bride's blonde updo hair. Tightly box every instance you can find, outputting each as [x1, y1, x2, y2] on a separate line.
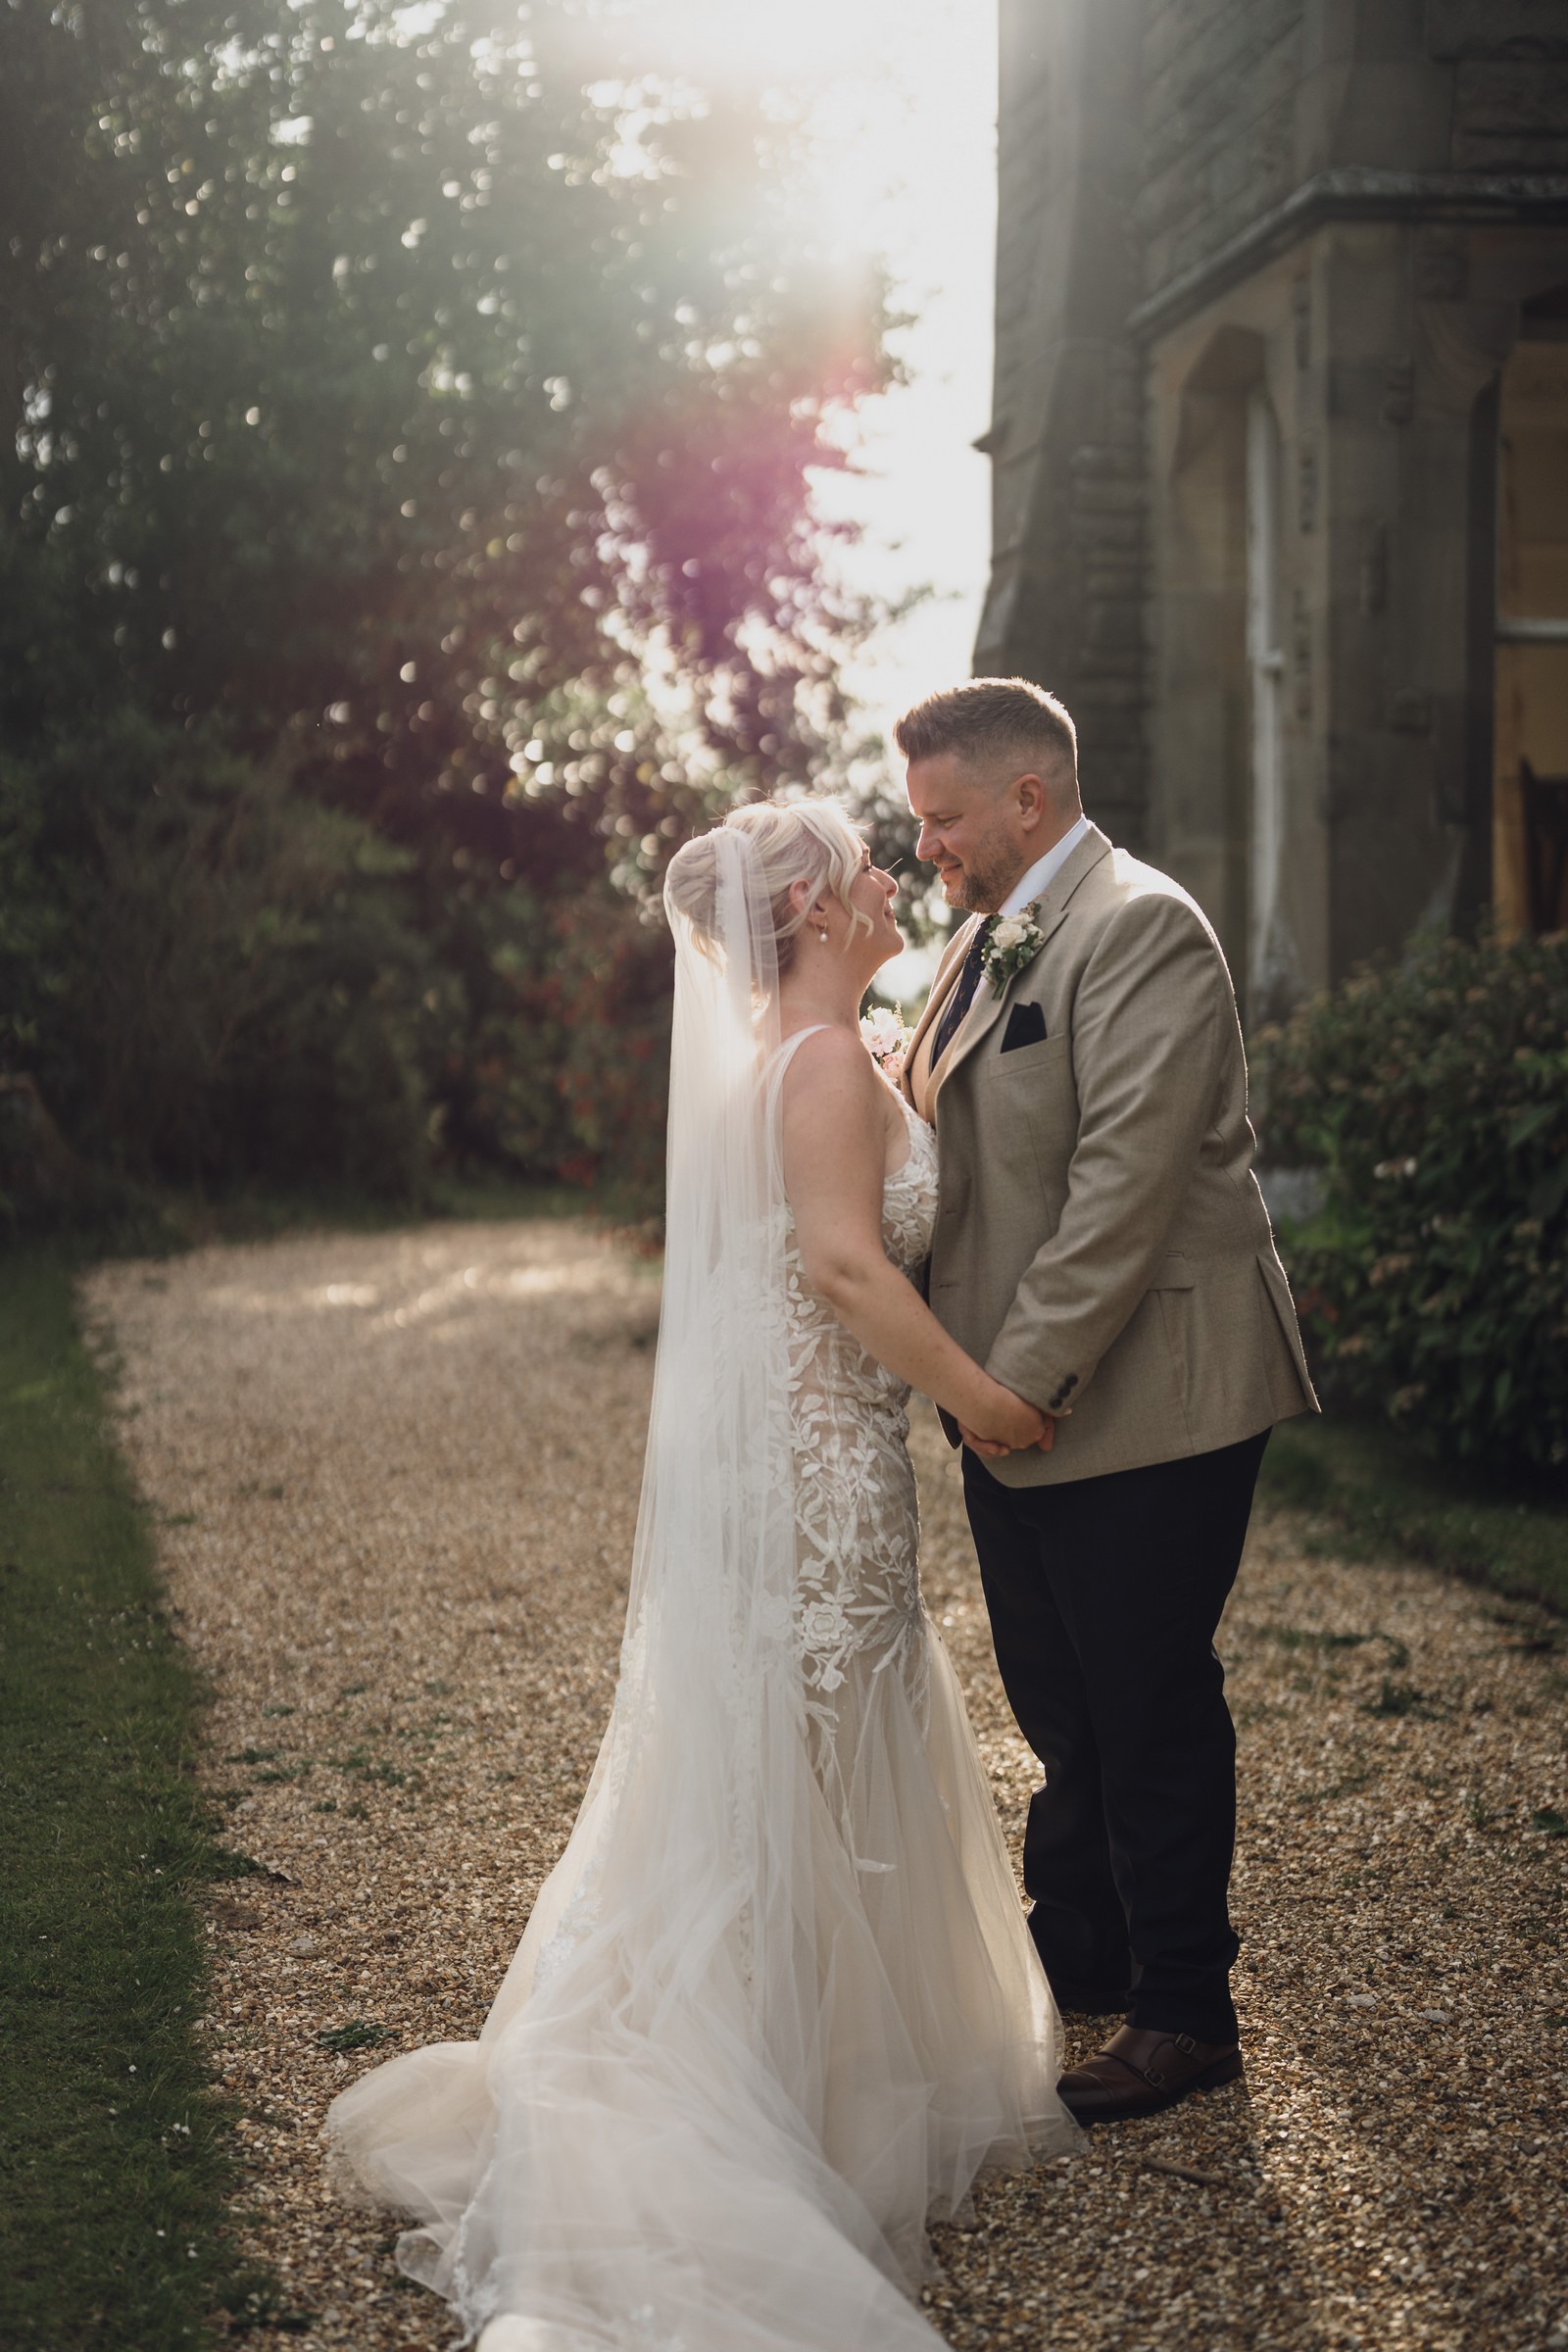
[664, 798, 873, 974]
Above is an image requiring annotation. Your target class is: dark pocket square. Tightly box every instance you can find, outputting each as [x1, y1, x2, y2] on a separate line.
[1000, 1001, 1048, 1052]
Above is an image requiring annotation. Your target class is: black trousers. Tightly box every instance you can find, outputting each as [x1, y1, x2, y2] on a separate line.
[961, 1429, 1269, 2045]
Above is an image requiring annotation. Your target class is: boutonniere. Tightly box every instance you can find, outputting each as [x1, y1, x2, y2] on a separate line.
[858, 1004, 915, 1081]
[980, 905, 1045, 996]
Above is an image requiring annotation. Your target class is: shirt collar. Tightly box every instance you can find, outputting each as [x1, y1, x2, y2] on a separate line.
[998, 811, 1092, 918]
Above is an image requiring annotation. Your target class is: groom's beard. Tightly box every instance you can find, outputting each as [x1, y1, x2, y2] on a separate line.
[943, 846, 1026, 915]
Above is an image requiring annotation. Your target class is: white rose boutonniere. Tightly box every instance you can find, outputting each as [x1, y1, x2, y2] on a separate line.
[979, 905, 1045, 995]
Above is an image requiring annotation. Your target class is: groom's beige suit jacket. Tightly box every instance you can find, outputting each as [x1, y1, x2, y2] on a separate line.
[902, 821, 1316, 1488]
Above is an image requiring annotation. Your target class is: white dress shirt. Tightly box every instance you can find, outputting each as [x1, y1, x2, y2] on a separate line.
[998, 811, 1093, 918]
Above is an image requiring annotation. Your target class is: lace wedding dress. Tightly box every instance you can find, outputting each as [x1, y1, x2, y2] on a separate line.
[324, 833, 1077, 2350]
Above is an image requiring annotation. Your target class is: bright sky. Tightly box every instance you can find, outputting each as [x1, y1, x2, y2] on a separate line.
[611, 0, 997, 986]
[783, 0, 1000, 761]
[659, 0, 999, 983]
[808, 0, 999, 986]
[626, 0, 999, 749]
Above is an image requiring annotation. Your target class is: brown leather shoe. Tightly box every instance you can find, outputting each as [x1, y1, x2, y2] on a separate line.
[1057, 2024, 1243, 2125]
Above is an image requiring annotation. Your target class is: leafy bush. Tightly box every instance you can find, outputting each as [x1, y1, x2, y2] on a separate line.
[429, 875, 674, 1213]
[1251, 927, 1568, 1475]
[0, 710, 685, 1228]
[0, 714, 437, 1209]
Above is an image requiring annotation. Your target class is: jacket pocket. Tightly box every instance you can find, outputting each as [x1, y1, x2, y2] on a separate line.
[1148, 1254, 1198, 1290]
[983, 1032, 1069, 1078]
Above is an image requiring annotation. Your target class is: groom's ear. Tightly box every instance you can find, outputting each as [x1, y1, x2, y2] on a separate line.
[1011, 771, 1049, 829]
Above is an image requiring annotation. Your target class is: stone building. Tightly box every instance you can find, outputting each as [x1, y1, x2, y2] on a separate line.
[978, 0, 1568, 1018]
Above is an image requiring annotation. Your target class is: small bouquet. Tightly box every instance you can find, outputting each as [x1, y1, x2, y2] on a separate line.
[859, 1004, 915, 1083]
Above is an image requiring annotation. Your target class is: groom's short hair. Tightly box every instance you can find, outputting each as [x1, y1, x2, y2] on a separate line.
[894, 677, 1078, 788]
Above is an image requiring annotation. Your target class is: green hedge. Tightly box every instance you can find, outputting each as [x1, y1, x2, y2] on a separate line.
[1251, 927, 1568, 1477]
[0, 713, 678, 1231]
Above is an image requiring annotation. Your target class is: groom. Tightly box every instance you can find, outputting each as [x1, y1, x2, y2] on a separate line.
[897, 677, 1316, 2126]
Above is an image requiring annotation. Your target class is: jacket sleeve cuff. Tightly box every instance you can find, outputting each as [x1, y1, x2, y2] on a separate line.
[983, 1336, 1086, 1419]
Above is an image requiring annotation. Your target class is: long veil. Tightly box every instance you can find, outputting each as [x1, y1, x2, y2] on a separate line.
[324, 827, 1060, 2349]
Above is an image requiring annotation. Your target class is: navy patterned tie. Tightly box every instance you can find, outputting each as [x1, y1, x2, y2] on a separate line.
[930, 917, 995, 1067]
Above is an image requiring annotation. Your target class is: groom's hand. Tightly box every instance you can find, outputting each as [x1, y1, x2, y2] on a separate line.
[958, 1390, 1059, 1457]
[957, 1420, 1055, 1457]
[957, 1424, 1013, 1458]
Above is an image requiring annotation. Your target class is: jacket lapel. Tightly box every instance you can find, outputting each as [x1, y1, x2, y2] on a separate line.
[934, 824, 1112, 1095]
[900, 914, 983, 1112]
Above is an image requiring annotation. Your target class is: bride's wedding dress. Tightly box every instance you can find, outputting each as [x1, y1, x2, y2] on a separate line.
[324, 834, 1077, 2349]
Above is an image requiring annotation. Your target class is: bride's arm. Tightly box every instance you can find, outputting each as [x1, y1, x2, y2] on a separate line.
[781, 1030, 1051, 1450]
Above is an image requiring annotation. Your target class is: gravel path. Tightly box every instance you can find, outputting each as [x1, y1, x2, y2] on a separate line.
[85, 1219, 1567, 2352]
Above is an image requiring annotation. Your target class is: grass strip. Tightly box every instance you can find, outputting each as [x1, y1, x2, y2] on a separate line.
[0, 1249, 245, 2347]
[1260, 1410, 1568, 1616]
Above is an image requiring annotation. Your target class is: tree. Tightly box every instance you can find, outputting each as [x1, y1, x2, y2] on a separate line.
[0, 0, 895, 1203]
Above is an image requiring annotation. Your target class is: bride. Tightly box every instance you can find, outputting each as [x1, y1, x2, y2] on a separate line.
[325, 798, 1079, 2350]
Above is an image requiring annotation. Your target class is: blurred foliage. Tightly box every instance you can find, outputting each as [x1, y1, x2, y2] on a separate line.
[1252, 927, 1568, 1476]
[1, 711, 433, 1203]
[0, 0, 897, 1222]
[436, 867, 675, 1202]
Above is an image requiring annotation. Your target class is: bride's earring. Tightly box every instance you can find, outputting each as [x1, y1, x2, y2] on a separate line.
[815, 924, 829, 944]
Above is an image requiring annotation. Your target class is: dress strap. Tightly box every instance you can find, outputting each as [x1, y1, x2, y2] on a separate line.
[761, 1025, 833, 1196]
[765, 1023, 833, 1083]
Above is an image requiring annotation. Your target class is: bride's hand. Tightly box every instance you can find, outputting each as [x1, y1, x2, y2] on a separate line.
[958, 1382, 1057, 1457]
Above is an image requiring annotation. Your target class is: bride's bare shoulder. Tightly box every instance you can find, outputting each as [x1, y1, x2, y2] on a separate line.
[778, 1025, 880, 1113]
[780, 1022, 866, 1066]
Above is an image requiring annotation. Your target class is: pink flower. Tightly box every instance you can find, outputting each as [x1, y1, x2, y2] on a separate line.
[859, 1007, 913, 1079]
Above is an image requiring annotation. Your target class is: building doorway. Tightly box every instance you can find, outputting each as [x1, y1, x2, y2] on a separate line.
[1495, 292, 1568, 935]
[1161, 324, 1294, 1018]
[1245, 387, 1289, 1011]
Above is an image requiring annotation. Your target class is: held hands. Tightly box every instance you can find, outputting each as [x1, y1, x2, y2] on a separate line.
[958, 1380, 1060, 1460]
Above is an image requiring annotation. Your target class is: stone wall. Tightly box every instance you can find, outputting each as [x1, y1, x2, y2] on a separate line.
[978, 0, 1149, 844]
[1139, 0, 1303, 296]
[981, 0, 1568, 998]
[1430, 3, 1568, 172]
